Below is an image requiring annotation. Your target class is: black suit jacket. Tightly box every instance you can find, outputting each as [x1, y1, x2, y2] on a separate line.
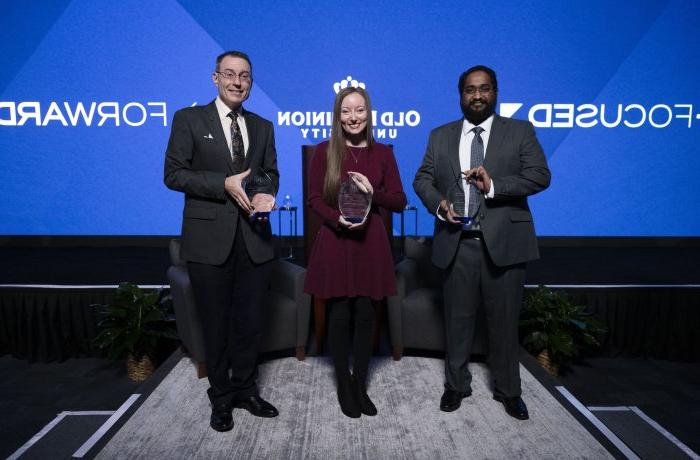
[413, 115, 551, 269]
[164, 100, 279, 265]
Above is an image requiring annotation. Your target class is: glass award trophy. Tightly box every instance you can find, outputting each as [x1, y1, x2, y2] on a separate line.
[446, 180, 474, 225]
[244, 168, 275, 220]
[338, 178, 371, 223]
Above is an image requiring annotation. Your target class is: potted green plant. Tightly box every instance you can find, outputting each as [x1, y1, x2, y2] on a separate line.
[93, 283, 178, 382]
[519, 285, 605, 375]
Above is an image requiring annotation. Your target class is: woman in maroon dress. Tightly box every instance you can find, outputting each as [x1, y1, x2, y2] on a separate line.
[305, 87, 407, 418]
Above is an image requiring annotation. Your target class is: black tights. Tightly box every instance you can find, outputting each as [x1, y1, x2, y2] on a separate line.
[327, 297, 375, 385]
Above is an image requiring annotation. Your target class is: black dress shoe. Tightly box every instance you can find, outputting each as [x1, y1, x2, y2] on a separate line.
[352, 377, 377, 416]
[210, 403, 234, 432]
[235, 395, 279, 418]
[493, 395, 529, 420]
[440, 388, 471, 412]
[336, 376, 361, 418]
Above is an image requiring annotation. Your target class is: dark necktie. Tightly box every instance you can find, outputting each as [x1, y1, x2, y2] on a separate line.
[227, 111, 245, 173]
[468, 126, 485, 218]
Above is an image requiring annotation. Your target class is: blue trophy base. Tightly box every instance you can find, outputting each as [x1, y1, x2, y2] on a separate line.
[456, 216, 474, 225]
[250, 211, 271, 220]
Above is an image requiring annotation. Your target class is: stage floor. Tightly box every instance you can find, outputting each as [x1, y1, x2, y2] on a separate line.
[96, 356, 612, 459]
[5, 350, 699, 459]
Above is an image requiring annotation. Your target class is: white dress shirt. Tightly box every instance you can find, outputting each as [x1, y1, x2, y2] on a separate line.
[215, 97, 249, 157]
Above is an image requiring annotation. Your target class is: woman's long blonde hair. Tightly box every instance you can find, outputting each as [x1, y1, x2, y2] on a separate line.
[322, 87, 374, 206]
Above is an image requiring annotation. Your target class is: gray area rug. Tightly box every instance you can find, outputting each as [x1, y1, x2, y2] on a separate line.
[97, 357, 611, 459]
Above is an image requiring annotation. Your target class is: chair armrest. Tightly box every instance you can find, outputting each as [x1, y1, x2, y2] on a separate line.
[386, 292, 403, 348]
[395, 259, 418, 294]
[169, 238, 185, 266]
[167, 265, 205, 363]
[386, 259, 418, 348]
[270, 260, 310, 348]
[270, 260, 302, 298]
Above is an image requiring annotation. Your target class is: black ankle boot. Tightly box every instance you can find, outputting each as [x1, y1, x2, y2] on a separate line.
[336, 375, 361, 418]
[352, 376, 377, 416]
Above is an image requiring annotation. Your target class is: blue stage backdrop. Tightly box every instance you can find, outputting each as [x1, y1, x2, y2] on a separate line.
[1, 0, 699, 237]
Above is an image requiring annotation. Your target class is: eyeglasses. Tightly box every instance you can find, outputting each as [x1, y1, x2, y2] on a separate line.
[216, 71, 252, 83]
[464, 85, 493, 95]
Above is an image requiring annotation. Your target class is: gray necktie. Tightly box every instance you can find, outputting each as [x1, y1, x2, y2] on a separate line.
[467, 126, 485, 218]
[227, 111, 244, 173]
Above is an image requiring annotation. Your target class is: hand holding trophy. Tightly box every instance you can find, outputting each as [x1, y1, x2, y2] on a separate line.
[244, 168, 276, 222]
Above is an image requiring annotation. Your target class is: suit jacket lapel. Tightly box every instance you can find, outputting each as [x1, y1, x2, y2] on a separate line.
[447, 120, 462, 181]
[205, 101, 236, 174]
[484, 114, 506, 171]
[242, 110, 256, 170]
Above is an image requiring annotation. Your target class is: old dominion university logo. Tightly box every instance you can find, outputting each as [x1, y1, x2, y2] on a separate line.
[277, 76, 421, 140]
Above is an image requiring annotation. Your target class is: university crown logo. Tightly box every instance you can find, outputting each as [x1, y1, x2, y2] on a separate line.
[333, 76, 366, 94]
[277, 74, 420, 141]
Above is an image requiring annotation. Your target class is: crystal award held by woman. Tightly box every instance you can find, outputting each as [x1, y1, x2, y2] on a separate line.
[338, 178, 371, 223]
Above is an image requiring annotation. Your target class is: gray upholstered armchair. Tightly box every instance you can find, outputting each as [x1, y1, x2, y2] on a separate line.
[387, 237, 487, 360]
[167, 239, 310, 378]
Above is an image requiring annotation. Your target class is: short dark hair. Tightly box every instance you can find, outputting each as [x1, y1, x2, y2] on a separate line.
[215, 50, 253, 75]
[458, 65, 497, 94]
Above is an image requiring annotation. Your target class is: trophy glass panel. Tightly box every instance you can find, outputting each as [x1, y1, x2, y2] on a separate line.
[244, 168, 276, 219]
[338, 179, 371, 223]
[447, 180, 473, 225]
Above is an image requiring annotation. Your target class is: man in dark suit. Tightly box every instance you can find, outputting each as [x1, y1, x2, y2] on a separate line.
[164, 50, 279, 432]
[414, 65, 550, 420]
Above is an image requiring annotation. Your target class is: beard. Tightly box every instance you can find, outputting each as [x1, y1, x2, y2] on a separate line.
[461, 96, 497, 125]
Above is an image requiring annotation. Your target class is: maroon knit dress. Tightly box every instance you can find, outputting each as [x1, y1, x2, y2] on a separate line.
[304, 141, 407, 300]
